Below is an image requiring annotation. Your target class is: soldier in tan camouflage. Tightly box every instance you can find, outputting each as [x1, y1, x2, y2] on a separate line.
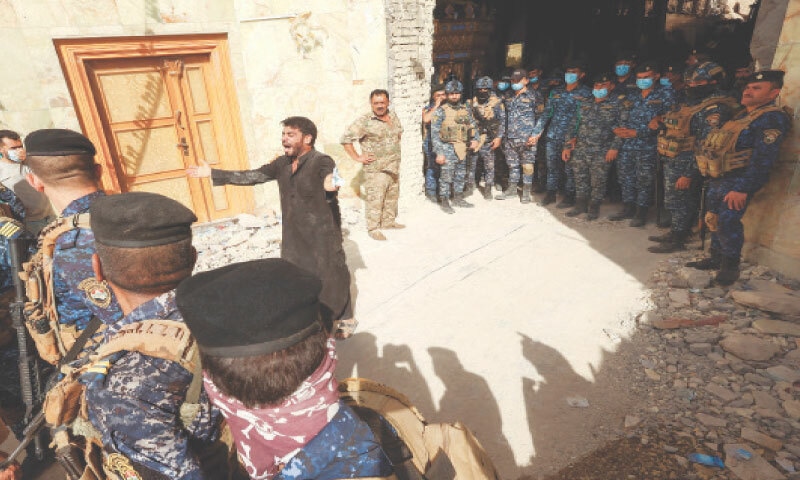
[341, 89, 404, 241]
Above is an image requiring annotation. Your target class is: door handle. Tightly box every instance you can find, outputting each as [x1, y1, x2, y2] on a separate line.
[177, 138, 190, 155]
[175, 110, 185, 130]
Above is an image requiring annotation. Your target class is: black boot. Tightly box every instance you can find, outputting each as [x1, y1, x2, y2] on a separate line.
[629, 206, 648, 227]
[440, 197, 455, 214]
[464, 183, 475, 197]
[609, 202, 635, 221]
[715, 256, 741, 286]
[656, 209, 672, 228]
[539, 191, 557, 206]
[483, 184, 493, 200]
[496, 184, 518, 200]
[520, 185, 532, 204]
[452, 193, 474, 208]
[648, 230, 688, 253]
[686, 249, 721, 270]
[648, 231, 674, 243]
[556, 192, 575, 209]
[425, 193, 438, 203]
[566, 197, 588, 217]
[586, 202, 600, 221]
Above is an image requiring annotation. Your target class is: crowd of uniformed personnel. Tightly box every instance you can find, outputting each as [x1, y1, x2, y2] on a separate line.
[422, 51, 790, 287]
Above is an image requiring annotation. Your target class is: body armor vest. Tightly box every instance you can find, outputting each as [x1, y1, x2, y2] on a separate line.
[696, 105, 785, 178]
[439, 104, 472, 144]
[657, 96, 738, 158]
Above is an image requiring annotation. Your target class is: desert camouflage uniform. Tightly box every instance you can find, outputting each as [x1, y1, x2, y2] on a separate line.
[341, 111, 403, 232]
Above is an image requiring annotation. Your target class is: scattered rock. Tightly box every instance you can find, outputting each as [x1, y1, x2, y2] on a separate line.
[752, 390, 781, 410]
[704, 383, 738, 403]
[624, 415, 641, 429]
[784, 399, 800, 420]
[689, 343, 713, 355]
[685, 331, 720, 344]
[696, 413, 727, 428]
[719, 333, 780, 361]
[731, 285, 800, 317]
[678, 267, 714, 289]
[651, 315, 728, 330]
[723, 443, 786, 480]
[766, 365, 800, 383]
[668, 289, 691, 307]
[740, 427, 783, 451]
[752, 319, 800, 337]
[566, 396, 589, 408]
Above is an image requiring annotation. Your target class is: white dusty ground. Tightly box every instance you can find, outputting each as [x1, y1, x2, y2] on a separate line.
[335, 194, 663, 480]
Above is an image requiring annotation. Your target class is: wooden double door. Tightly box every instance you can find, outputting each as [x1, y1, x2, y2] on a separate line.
[57, 36, 251, 222]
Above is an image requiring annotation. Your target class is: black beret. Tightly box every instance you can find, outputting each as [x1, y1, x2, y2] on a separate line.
[593, 72, 614, 84]
[177, 259, 323, 357]
[24, 129, 96, 157]
[747, 70, 784, 87]
[636, 61, 660, 74]
[90, 192, 197, 248]
[511, 68, 527, 80]
[564, 58, 586, 70]
[615, 50, 636, 62]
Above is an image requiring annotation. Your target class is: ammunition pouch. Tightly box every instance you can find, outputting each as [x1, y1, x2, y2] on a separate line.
[657, 135, 695, 157]
[704, 212, 719, 232]
[440, 124, 469, 144]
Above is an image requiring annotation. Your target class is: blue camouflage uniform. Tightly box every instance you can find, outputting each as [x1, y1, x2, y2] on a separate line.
[468, 94, 504, 189]
[705, 102, 791, 258]
[499, 88, 546, 186]
[617, 85, 675, 207]
[661, 95, 737, 234]
[81, 290, 221, 479]
[567, 95, 625, 204]
[276, 401, 394, 479]
[53, 191, 123, 330]
[0, 185, 26, 292]
[422, 102, 440, 197]
[544, 84, 592, 195]
[431, 102, 480, 198]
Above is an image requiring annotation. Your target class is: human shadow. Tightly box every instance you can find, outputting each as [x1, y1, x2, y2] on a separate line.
[427, 347, 516, 475]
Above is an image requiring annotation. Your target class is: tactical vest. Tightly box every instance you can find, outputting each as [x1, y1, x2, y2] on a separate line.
[18, 214, 103, 365]
[696, 105, 786, 178]
[43, 319, 203, 480]
[657, 96, 739, 158]
[471, 96, 502, 150]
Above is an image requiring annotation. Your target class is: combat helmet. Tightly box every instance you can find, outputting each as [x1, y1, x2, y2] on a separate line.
[474, 76, 493, 90]
[686, 61, 726, 85]
[445, 80, 464, 93]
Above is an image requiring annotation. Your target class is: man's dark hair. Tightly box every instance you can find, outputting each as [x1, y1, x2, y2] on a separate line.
[281, 116, 317, 147]
[0, 130, 20, 143]
[25, 154, 98, 186]
[201, 327, 327, 408]
[370, 89, 390, 101]
[95, 238, 195, 295]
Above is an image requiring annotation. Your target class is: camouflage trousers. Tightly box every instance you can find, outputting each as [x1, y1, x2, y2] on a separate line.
[663, 155, 698, 233]
[570, 147, 612, 204]
[438, 149, 467, 198]
[706, 177, 749, 258]
[424, 152, 440, 197]
[546, 138, 575, 194]
[503, 138, 536, 186]
[469, 143, 496, 187]
[364, 170, 399, 231]
[618, 148, 657, 207]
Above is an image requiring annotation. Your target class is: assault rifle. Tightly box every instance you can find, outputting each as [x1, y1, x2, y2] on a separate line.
[698, 180, 709, 250]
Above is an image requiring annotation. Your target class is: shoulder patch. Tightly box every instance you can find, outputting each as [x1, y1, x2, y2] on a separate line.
[705, 113, 721, 127]
[762, 129, 782, 144]
[78, 278, 112, 308]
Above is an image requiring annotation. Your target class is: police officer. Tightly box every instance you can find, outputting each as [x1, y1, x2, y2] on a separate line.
[468, 76, 504, 200]
[612, 51, 638, 95]
[431, 80, 479, 214]
[562, 73, 625, 220]
[687, 70, 790, 285]
[649, 61, 738, 253]
[541, 60, 592, 207]
[422, 84, 447, 202]
[496, 68, 545, 203]
[610, 61, 676, 226]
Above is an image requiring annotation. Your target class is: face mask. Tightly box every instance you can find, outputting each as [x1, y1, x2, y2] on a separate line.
[615, 64, 630, 76]
[636, 78, 654, 90]
[6, 149, 22, 163]
[529, 76, 539, 84]
[592, 88, 608, 99]
[511, 82, 524, 91]
[564, 73, 578, 85]
[660, 77, 672, 87]
[686, 84, 715, 100]
[497, 82, 510, 91]
[476, 91, 490, 102]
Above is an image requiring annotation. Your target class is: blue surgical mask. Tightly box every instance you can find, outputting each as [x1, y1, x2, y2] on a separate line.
[660, 77, 672, 87]
[564, 73, 579, 85]
[615, 64, 630, 76]
[6, 149, 22, 163]
[592, 88, 608, 99]
[529, 76, 539, 84]
[497, 82, 510, 91]
[636, 77, 654, 90]
[511, 82, 524, 91]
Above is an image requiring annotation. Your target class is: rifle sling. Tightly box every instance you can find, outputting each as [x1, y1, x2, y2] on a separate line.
[60, 316, 103, 366]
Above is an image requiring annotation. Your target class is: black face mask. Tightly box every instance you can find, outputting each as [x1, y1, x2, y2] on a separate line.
[686, 84, 715, 100]
[476, 91, 490, 102]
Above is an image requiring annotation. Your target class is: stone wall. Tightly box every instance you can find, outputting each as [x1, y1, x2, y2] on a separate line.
[743, 0, 800, 278]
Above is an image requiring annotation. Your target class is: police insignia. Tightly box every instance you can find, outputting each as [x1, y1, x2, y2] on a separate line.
[78, 278, 112, 308]
[763, 129, 781, 144]
[706, 113, 721, 127]
[105, 453, 143, 480]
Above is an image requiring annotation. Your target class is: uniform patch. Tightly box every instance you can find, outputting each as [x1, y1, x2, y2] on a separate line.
[78, 278, 112, 308]
[763, 129, 782, 144]
[105, 453, 143, 480]
[706, 113, 721, 127]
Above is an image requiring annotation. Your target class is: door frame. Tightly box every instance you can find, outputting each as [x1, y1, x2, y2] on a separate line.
[54, 34, 253, 214]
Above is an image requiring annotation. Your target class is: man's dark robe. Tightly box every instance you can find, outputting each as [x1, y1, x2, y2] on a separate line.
[211, 149, 352, 325]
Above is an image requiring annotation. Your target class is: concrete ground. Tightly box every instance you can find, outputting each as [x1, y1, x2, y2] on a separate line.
[336, 193, 663, 480]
